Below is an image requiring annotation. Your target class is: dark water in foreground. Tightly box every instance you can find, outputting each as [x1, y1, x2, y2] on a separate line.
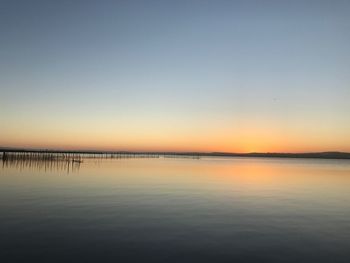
[1, 157, 350, 263]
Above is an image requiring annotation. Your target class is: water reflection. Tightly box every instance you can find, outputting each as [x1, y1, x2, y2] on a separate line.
[1, 157, 350, 262]
[1, 158, 81, 173]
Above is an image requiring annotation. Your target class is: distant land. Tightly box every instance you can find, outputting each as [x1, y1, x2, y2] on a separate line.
[1, 147, 350, 160]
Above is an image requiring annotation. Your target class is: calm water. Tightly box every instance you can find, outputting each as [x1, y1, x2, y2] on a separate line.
[1, 157, 350, 262]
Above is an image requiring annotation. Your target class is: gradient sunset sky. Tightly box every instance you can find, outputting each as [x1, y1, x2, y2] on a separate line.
[1, 0, 349, 152]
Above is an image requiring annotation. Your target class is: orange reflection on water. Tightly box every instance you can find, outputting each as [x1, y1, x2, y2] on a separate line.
[2, 157, 350, 201]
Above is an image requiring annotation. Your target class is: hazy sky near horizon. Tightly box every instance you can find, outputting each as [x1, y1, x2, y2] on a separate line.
[1, 0, 349, 152]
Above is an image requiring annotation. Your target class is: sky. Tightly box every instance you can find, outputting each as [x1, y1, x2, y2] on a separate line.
[0, 0, 349, 152]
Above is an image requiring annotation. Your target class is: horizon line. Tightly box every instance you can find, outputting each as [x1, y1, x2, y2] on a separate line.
[1, 146, 349, 156]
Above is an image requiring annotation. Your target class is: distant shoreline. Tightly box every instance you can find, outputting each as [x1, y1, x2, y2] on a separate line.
[1, 148, 350, 160]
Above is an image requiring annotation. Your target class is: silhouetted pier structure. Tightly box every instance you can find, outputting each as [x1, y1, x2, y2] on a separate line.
[1, 150, 202, 164]
[0, 151, 202, 174]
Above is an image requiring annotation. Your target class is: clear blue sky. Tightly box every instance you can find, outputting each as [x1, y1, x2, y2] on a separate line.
[1, 0, 349, 152]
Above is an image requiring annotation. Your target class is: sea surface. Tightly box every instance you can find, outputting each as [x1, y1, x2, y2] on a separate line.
[1, 157, 350, 262]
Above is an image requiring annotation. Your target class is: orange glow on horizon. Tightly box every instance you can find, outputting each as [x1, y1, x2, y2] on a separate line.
[1, 118, 349, 153]
[1, 136, 349, 153]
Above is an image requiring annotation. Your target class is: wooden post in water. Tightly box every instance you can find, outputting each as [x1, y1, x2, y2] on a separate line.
[2, 152, 7, 161]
